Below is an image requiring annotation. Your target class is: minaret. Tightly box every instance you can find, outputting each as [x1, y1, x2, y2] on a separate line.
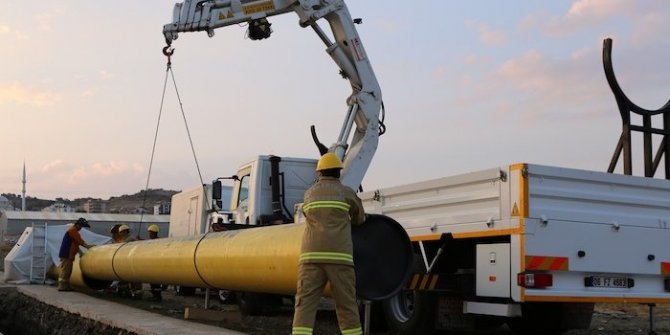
[22, 161, 26, 211]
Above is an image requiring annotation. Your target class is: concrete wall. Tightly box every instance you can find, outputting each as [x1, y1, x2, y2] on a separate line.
[0, 210, 170, 240]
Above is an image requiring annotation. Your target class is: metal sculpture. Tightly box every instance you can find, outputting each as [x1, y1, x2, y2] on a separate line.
[604, 38, 670, 179]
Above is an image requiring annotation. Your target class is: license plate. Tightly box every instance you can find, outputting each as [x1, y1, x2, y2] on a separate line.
[585, 276, 633, 288]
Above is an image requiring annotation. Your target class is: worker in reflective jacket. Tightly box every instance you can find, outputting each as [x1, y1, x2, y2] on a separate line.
[292, 153, 366, 335]
[58, 217, 93, 291]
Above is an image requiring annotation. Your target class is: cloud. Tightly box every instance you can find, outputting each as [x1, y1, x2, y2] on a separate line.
[81, 88, 95, 97]
[447, 45, 612, 127]
[543, 0, 635, 36]
[41, 160, 65, 173]
[26, 160, 148, 198]
[497, 50, 552, 91]
[0, 82, 63, 107]
[91, 161, 132, 177]
[467, 20, 506, 46]
[34, 9, 63, 32]
[98, 70, 116, 80]
[464, 54, 488, 66]
[0, 24, 27, 40]
[518, 12, 543, 31]
[567, 0, 629, 20]
[630, 12, 670, 45]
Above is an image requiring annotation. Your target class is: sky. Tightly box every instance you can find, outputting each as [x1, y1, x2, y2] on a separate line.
[1, 1, 669, 200]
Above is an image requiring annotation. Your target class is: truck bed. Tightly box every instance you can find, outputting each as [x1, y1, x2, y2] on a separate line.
[360, 163, 670, 302]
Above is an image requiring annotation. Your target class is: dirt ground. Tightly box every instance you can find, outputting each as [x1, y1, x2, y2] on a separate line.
[2, 246, 670, 335]
[79, 286, 670, 335]
[0, 287, 133, 335]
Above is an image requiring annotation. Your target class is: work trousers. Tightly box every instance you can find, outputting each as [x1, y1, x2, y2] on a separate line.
[58, 258, 73, 290]
[292, 263, 362, 335]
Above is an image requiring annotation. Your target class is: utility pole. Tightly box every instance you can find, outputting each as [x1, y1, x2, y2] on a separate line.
[22, 161, 26, 211]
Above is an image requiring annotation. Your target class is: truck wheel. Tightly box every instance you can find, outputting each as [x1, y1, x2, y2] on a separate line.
[382, 290, 437, 335]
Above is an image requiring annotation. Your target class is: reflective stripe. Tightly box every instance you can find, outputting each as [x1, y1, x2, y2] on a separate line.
[341, 327, 363, 335]
[299, 251, 354, 263]
[292, 326, 313, 335]
[303, 200, 350, 212]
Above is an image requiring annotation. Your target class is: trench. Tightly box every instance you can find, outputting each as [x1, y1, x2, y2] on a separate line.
[0, 287, 134, 335]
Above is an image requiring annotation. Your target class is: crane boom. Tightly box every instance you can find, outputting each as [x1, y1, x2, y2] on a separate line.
[163, 0, 382, 189]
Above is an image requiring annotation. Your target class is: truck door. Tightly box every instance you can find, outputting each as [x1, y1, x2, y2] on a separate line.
[231, 166, 252, 224]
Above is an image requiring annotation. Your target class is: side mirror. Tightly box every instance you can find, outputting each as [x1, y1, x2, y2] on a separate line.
[212, 180, 222, 200]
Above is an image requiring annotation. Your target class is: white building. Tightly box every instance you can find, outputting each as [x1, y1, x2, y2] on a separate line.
[41, 203, 75, 213]
[0, 195, 14, 211]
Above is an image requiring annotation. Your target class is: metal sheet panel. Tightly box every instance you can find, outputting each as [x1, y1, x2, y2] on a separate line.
[476, 243, 511, 298]
[521, 165, 670, 300]
[526, 164, 670, 227]
[360, 168, 505, 236]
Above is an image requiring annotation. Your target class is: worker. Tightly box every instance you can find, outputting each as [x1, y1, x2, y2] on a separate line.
[147, 224, 163, 302]
[147, 224, 160, 239]
[118, 224, 136, 242]
[57, 217, 94, 291]
[109, 224, 123, 243]
[292, 153, 366, 335]
[117, 224, 143, 298]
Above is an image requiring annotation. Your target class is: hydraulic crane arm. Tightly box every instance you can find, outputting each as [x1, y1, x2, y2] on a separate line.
[163, 0, 383, 190]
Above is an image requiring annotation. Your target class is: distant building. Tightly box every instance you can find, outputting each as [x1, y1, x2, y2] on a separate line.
[83, 199, 108, 213]
[41, 202, 75, 213]
[153, 201, 171, 215]
[0, 195, 15, 211]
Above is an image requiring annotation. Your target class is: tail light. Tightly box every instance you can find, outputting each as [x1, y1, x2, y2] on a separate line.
[517, 272, 553, 288]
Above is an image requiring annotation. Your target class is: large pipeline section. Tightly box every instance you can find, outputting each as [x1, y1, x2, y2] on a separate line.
[74, 215, 412, 300]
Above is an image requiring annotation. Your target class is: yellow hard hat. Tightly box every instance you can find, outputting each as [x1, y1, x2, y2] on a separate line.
[316, 153, 343, 171]
[147, 224, 159, 233]
[118, 224, 130, 232]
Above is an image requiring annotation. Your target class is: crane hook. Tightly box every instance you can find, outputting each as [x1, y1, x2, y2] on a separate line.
[162, 46, 175, 66]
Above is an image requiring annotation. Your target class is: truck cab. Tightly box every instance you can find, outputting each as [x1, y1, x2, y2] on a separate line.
[226, 155, 317, 226]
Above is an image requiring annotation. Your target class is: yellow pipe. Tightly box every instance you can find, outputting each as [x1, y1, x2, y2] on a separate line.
[79, 222, 304, 295]
[76, 214, 413, 300]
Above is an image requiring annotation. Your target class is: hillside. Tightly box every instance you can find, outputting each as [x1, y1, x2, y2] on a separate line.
[1, 189, 179, 214]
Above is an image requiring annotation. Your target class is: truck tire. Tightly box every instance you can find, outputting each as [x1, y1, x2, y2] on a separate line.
[382, 290, 437, 335]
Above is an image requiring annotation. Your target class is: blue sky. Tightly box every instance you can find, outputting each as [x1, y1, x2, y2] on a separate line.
[1, 1, 669, 199]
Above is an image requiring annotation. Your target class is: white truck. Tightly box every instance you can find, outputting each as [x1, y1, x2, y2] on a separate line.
[168, 184, 232, 238]
[162, 1, 670, 334]
[359, 163, 670, 333]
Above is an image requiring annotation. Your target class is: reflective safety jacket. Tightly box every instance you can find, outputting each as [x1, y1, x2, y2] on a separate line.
[300, 176, 366, 266]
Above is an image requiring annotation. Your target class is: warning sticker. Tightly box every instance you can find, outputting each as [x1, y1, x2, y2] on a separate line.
[350, 37, 366, 61]
[218, 9, 236, 20]
[511, 203, 519, 216]
[243, 1, 275, 15]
